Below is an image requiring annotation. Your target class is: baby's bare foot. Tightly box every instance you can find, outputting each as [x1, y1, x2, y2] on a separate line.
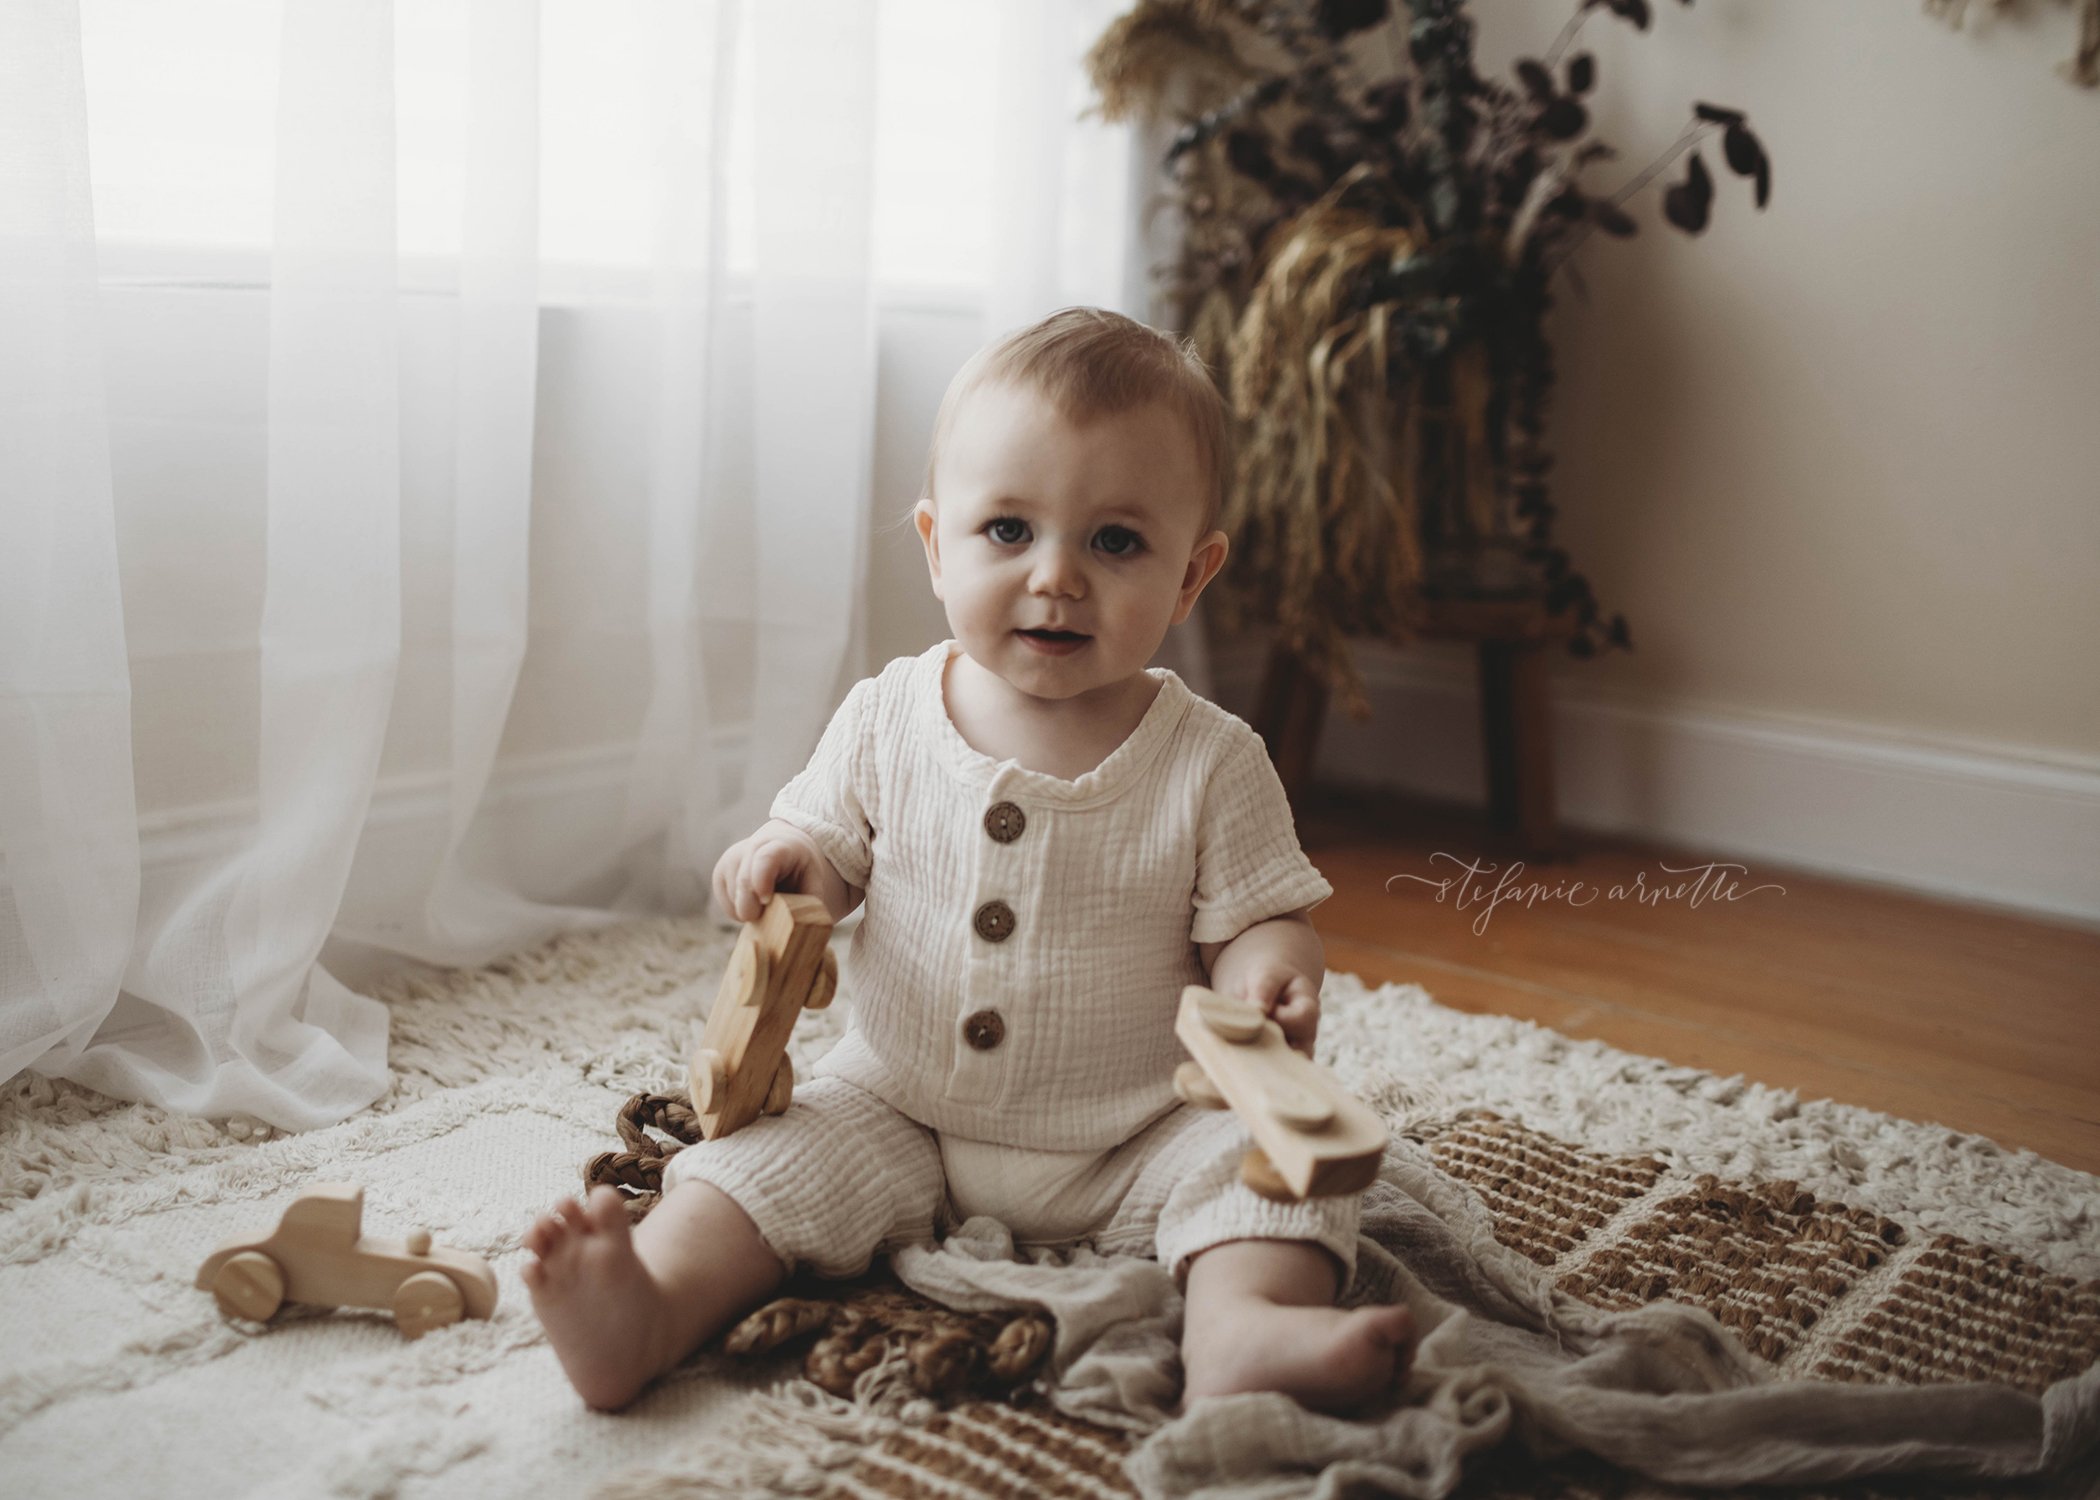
[1182, 1300, 1415, 1414]
[522, 1186, 674, 1410]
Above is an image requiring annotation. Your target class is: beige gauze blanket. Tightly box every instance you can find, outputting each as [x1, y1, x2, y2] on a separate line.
[886, 1138, 2100, 1499]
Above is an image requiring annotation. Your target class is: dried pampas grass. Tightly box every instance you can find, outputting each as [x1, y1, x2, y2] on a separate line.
[1214, 172, 1420, 716]
[1086, 0, 1256, 124]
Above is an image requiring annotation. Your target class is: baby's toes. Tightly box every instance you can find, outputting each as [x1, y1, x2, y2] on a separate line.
[581, 1186, 632, 1237]
[1367, 1304, 1415, 1351]
[522, 1211, 562, 1261]
[1358, 1304, 1417, 1382]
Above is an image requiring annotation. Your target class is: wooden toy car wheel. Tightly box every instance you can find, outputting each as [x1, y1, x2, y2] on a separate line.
[1173, 1060, 1228, 1110]
[728, 927, 769, 1010]
[393, 1270, 466, 1339]
[763, 1055, 794, 1116]
[691, 1047, 728, 1113]
[804, 947, 837, 1010]
[212, 1250, 286, 1322]
[1240, 1147, 1295, 1203]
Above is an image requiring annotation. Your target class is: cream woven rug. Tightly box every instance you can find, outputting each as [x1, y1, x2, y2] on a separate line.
[2, 917, 2095, 1499]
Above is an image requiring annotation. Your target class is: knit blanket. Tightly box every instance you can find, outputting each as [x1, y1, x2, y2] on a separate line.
[4, 916, 2097, 1499]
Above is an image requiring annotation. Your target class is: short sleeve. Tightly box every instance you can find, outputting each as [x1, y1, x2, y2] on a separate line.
[1190, 727, 1333, 945]
[769, 676, 877, 893]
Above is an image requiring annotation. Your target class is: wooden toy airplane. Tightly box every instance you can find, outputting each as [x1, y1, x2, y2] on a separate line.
[195, 1183, 498, 1338]
[1172, 985, 1387, 1200]
[689, 892, 836, 1139]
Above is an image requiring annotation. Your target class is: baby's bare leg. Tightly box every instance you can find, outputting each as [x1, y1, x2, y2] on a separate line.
[1180, 1239, 1414, 1413]
[523, 1180, 785, 1410]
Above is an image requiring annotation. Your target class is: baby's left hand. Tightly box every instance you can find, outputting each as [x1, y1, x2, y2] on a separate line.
[1232, 967, 1320, 1057]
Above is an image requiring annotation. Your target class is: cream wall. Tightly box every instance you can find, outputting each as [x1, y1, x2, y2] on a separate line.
[1464, 0, 2098, 758]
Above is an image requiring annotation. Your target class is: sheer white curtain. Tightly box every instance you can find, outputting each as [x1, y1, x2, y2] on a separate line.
[1, 0, 145, 1122]
[0, 0, 1169, 1132]
[0, 0, 879, 1129]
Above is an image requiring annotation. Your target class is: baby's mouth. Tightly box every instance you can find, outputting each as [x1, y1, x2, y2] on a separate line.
[1015, 628, 1091, 654]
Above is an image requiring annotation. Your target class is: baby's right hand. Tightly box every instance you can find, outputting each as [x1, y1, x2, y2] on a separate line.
[713, 821, 830, 924]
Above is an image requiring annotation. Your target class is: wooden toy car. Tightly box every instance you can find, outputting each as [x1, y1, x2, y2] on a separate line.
[1172, 985, 1387, 1201]
[689, 893, 836, 1140]
[195, 1183, 498, 1338]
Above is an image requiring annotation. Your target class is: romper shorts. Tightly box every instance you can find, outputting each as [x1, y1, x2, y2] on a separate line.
[659, 1077, 1362, 1282]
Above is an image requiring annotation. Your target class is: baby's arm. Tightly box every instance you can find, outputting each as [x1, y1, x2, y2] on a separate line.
[1197, 909, 1324, 1056]
[714, 818, 864, 925]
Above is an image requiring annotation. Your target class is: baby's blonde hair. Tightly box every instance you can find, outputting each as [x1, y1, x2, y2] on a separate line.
[922, 307, 1229, 538]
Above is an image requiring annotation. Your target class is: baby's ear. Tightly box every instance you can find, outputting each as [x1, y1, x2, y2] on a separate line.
[1173, 529, 1229, 623]
[913, 499, 944, 597]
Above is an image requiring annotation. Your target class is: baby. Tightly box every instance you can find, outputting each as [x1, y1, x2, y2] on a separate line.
[523, 307, 1414, 1414]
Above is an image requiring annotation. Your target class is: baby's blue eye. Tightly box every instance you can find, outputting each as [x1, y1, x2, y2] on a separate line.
[1095, 526, 1144, 556]
[987, 517, 1028, 545]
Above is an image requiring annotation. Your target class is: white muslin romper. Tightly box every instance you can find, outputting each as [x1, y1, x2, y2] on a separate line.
[663, 639, 1361, 1280]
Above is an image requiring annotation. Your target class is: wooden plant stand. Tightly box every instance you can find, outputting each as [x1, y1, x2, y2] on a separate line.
[1253, 595, 1576, 857]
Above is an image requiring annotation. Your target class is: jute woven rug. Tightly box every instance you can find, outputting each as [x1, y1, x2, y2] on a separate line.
[672, 1113, 2100, 1500]
[3, 916, 2095, 1498]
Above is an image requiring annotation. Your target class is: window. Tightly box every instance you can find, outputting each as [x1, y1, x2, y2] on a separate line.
[79, 0, 1002, 296]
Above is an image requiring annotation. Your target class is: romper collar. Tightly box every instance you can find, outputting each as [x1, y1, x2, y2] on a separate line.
[921, 639, 1192, 808]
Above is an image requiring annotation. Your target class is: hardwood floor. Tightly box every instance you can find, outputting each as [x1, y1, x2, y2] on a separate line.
[1295, 787, 2100, 1175]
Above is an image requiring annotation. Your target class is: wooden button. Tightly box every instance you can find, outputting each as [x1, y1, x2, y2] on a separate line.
[972, 900, 1016, 943]
[983, 801, 1027, 843]
[963, 1009, 1006, 1050]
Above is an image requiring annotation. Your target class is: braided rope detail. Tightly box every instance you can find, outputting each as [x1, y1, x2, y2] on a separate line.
[583, 1091, 704, 1220]
[986, 1314, 1053, 1382]
[721, 1298, 838, 1356]
[719, 1282, 1056, 1400]
[619, 1092, 704, 1151]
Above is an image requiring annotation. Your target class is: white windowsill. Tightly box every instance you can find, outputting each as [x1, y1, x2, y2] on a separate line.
[92, 241, 988, 316]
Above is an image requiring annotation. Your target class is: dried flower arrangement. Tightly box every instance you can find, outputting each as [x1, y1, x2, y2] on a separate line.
[1087, 0, 1773, 714]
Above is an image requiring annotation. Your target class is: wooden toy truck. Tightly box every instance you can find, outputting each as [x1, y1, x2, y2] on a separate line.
[1172, 985, 1387, 1200]
[195, 1184, 498, 1338]
[689, 893, 836, 1139]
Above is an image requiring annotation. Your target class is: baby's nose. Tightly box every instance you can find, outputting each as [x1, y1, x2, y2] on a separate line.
[1028, 546, 1087, 597]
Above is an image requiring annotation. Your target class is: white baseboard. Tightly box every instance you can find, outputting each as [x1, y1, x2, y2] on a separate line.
[1209, 636, 2100, 928]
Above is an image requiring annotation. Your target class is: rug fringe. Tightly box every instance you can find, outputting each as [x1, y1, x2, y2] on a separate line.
[589, 1358, 940, 1500]
[1359, 1067, 1461, 1137]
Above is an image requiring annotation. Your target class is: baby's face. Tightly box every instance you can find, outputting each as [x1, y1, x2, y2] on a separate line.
[915, 378, 1225, 709]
